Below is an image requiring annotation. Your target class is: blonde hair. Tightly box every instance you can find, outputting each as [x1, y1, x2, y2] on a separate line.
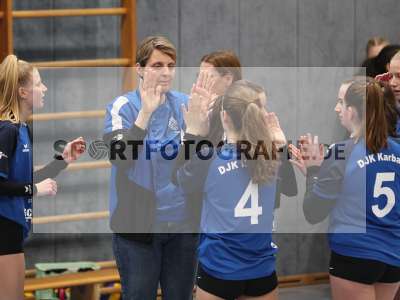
[366, 36, 389, 56]
[136, 36, 176, 67]
[0, 55, 33, 123]
[391, 51, 400, 63]
[223, 80, 280, 184]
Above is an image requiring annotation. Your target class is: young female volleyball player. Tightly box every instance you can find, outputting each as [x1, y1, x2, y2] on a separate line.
[389, 52, 400, 135]
[0, 54, 85, 300]
[290, 78, 400, 300]
[175, 80, 281, 300]
[375, 52, 400, 136]
[198, 50, 296, 211]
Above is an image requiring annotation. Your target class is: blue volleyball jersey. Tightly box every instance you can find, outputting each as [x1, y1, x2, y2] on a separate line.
[313, 138, 400, 266]
[0, 121, 32, 237]
[179, 144, 277, 280]
[104, 90, 188, 222]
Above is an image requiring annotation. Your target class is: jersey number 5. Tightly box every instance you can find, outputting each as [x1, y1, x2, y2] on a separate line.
[234, 181, 262, 224]
[372, 172, 396, 218]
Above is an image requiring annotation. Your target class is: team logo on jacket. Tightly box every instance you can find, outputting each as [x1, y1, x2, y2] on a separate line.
[24, 208, 32, 220]
[0, 151, 8, 159]
[23, 144, 30, 153]
[168, 117, 179, 131]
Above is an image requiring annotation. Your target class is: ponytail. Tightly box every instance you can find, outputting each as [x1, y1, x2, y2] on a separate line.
[345, 78, 388, 153]
[223, 80, 280, 185]
[366, 81, 388, 153]
[0, 54, 33, 123]
[240, 101, 279, 184]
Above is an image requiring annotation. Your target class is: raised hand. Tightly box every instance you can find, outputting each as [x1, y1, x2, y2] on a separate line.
[265, 112, 287, 148]
[299, 134, 324, 168]
[196, 69, 215, 92]
[194, 70, 218, 112]
[62, 137, 86, 163]
[182, 85, 210, 137]
[35, 178, 57, 197]
[140, 69, 164, 114]
[136, 69, 164, 129]
[288, 144, 307, 176]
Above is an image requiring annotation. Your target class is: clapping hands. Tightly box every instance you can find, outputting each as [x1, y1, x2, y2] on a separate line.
[289, 134, 325, 175]
[182, 70, 217, 137]
[264, 112, 287, 149]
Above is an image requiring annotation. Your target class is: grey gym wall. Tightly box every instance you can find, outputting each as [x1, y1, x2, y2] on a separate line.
[13, 0, 400, 273]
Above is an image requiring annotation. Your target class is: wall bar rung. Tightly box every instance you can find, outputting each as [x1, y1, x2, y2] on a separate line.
[13, 7, 127, 19]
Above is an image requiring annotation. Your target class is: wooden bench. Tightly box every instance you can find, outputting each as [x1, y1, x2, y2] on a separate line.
[24, 268, 119, 300]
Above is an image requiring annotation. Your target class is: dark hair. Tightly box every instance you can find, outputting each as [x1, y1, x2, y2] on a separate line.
[361, 57, 378, 78]
[374, 45, 400, 74]
[361, 45, 400, 78]
[201, 50, 242, 82]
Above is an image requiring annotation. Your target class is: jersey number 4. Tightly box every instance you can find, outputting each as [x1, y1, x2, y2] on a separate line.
[234, 181, 262, 224]
[373, 172, 396, 218]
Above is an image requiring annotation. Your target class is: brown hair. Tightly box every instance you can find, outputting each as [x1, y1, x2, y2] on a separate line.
[136, 36, 176, 67]
[366, 36, 389, 56]
[345, 78, 389, 153]
[201, 50, 242, 82]
[0, 55, 33, 123]
[380, 82, 400, 137]
[223, 80, 279, 184]
[204, 51, 243, 144]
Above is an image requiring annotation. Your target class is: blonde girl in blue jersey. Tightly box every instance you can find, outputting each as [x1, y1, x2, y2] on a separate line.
[0, 55, 85, 300]
[176, 80, 282, 300]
